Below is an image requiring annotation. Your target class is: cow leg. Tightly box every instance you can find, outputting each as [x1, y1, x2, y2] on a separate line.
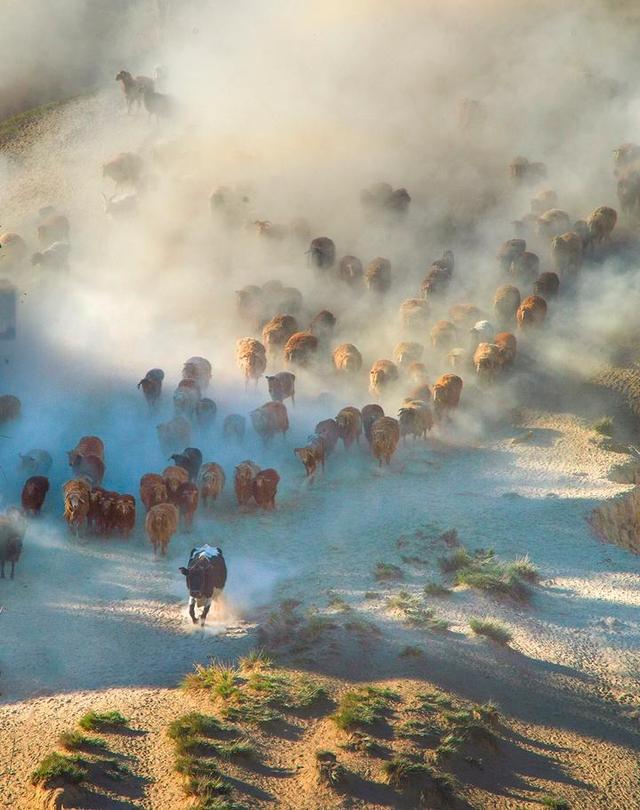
[189, 598, 198, 624]
[199, 599, 213, 625]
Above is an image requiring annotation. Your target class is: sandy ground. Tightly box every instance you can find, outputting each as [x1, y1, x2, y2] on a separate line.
[1, 95, 640, 808]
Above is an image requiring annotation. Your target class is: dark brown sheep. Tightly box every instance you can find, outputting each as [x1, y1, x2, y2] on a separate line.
[267, 372, 296, 404]
[21, 476, 49, 516]
[284, 332, 318, 368]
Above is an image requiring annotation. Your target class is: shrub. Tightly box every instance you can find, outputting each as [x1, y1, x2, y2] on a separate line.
[469, 618, 512, 645]
[78, 710, 128, 731]
[32, 753, 87, 786]
[506, 556, 539, 583]
[456, 568, 531, 601]
[58, 730, 107, 752]
[284, 677, 327, 708]
[438, 548, 472, 573]
[383, 756, 431, 787]
[592, 417, 613, 436]
[167, 713, 227, 754]
[238, 648, 273, 671]
[541, 797, 570, 810]
[332, 686, 397, 730]
[374, 562, 403, 581]
[315, 750, 347, 786]
[424, 581, 452, 596]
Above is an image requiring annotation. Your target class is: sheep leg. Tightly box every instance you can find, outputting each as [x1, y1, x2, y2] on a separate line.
[10, 561, 15, 579]
[0, 561, 4, 578]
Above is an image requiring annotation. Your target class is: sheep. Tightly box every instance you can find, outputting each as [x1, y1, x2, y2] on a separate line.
[164, 465, 190, 505]
[337, 255, 363, 286]
[137, 368, 164, 408]
[262, 315, 299, 358]
[308, 237, 336, 269]
[145, 503, 179, 556]
[140, 473, 168, 512]
[236, 285, 264, 325]
[223, 413, 246, 442]
[157, 416, 191, 454]
[254, 220, 288, 240]
[473, 343, 501, 384]
[177, 482, 199, 531]
[0, 232, 27, 265]
[63, 479, 91, 535]
[361, 182, 411, 214]
[310, 310, 337, 342]
[235, 460, 261, 506]
[38, 213, 69, 246]
[399, 298, 429, 331]
[115, 70, 154, 112]
[408, 363, 429, 386]
[19, 449, 52, 476]
[447, 349, 467, 371]
[495, 332, 517, 368]
[371, 416, 401, 466]
[432, 374, 463, 421]
[420, 264, 451, 299]
[470, 320, 495, 351]
[68, 436, 104, 463]
[266, 371, 296, 404]
[508, 155, 546, 182]
[196, 398, 217, 429]
[369, 359, 399, 398]
[617, 171, 640, 218]
[198, 463, 226, 509]
[173, 383, 200, 418]
[613, 143, 640, 177]
[113, 495, 136, 539]
[573, 219, 590, 249]
[0, 511, 27, 578]
[493, 284, 521, 325]
[295, 436, 325, 480]
[516, 295, 547, 329]
[509, 250, 539, 282]
[0, 395, 20, 424]
[236, 337, 267, 388]
[393, 342, 423, 368]
[21, 476, 49, 516]
[587, 206, 617, 245]
[142, 87, 174, 120]
[365, 257, 392, 293]
[551, 231, 583, 276]
[497, 239, 526, 273]
[170, 448, 203, 482]
[31, 241, 70, 270]
[211, 185, 252, 228]
[430, 320, 457, 351]
[362, 404, 385, 445]
[534, 271, 560, 299]
[278, 286, 304, 315]
[315, 419, 339, 455]
[335, 406, 362, 450]
[253, 468, 280, 510]
[69, 454, 104, 487]
[398, 400, 433, 440]
[530, 189, 558, 215]
[284, 331, 318, 368]
[182, 356, 212, 390]
[102, 152, 143, 188]
[332, 343, 363, 375]
[536, 208, 571, 241]
[449, 303, 483, 330]
[250, 401, 289, 444]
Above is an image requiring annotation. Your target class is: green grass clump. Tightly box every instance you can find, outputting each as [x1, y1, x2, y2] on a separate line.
[374, 562, 404, 581]
[383, 756, 431, 787]
[438, 548, 472, 573]
[592, 417, 613, 436]
[506, 555, 540, 583]
[221, 697, 283, 726]
[469, 618, 512, 645]
[473, 702, 500, 727]
[31, 752, 88, 786]
[284, 677, 328, 709]
[399, 645, 424, 658]
[396, 719, 440, 741]
[58, 730, 108, 752]
[541, 797, 570, 810]
[456, 568, 531, 601]
[238, 648, 273, 671]
[167, 713, 228, 754]
[78, 710, 129, 732]
[424, 581, 452, 596]
[332, 686, 397, 730]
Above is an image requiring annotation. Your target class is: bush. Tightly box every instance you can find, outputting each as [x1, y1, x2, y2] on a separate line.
[374, 562, 404, 581]
[469, 618, 512, 645]
[238, 648, 272, 671]
[456, 568, 531, 601]
[315, 750, 346, 786]
[424, 581, 452, 596]
[383, 756, 431, 787]
[32, 752, 87, 786]
[438, 549, 472, 573]
[58, 730, 107, 752]
[332, 686, 397, 730]
[167, 713, 227, 754]
[78, 710, 128, 731]
[541, 797, 570, 810]
[592, 417, 613, 436]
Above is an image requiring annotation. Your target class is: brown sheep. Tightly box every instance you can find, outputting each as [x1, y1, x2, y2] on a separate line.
[163, 465, 190, 504]
[223, 414, 245, 441]
[70, 454, 105, 487]
[613, 143, 640, 177]
[336, 406, 362, 450]
[87, 487, 104, 533]
[68, 436, 105, 464]
[182, 356, 212, 390]
[63, 479, 91, 535]
[253, 468, 280, 510]
[284, 332, 318, 368]
[369, 359, 399, 398]
[362, 404, 385, 444]
[365, 257, 392, 294]
[198, 463, 226, 509]
[137, 368, 164, 408]
[407, 363, 429, 385]
[0, 512, 26, 579]
[308, 237, 336, 269]
[177, 482, 199, 531]
[114, 495, 136, 539]
[0, 395, 21, 424]
[157, 416, 191, 454]
[530, 189, 558, 215]
[537, 209, 571, 240]
[430, 320, 457, 351]
[398, 401, 433, 441]
[421, 265, 451, 299]
[509, 156, 546, 182]
[337, 255, 363, 287]
[102, 152, 143, 188]
[196, 398, 217, 429]
[295, 436, 325, 480]
[236, 337, 267, 388]
[449, 304, 483, 330]
[145, 502, 179, 556]
[310, 310, 337, 342]
[551, 232, 583, 276]
[332, 343, 363, 375]
[516, 295, 547, 330]
[21, 476, 49, 516]
[408, 383, 432, 403]
[140, 473, 168, 513]
[493, 285, 521, 324]
[510, 251, 539, 282]
[235, 460, 261, 506]
[250, 401, 289, 444]
[399, 298, 430, 331]
[371, 416, 401, 466]
[262, 315, 299, 357]
[587, 206, 617, 245]
[393, 342, 423, 368]
[534, 272, 560, 298]
[267, 371, 296, 404]
[473, 343, 501, 384]
[173, 383, 200, 419]
[497, 239, 526, 273]
[432, 374, 463, 421]
[315, 419, 339, 455]
[494, 332, 517, 368]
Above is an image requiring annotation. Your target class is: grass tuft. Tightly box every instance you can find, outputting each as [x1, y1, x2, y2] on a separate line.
[78, 710, 128, 732]
[31, 752, 87, 787]
[315, 750, 347, 786]
[592, 417, 613, 436]
[438, 548, 472, 573]
[541, 797, 571, 810]
[383, 756, 431, 787]
[424, 581, 452, 596]
[374, 562, 404, 581]
[238, 648, 273, 671]
[332, 686, 398, 730]
[469, 618, 512, 645]
[58, 730, 108, 752]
